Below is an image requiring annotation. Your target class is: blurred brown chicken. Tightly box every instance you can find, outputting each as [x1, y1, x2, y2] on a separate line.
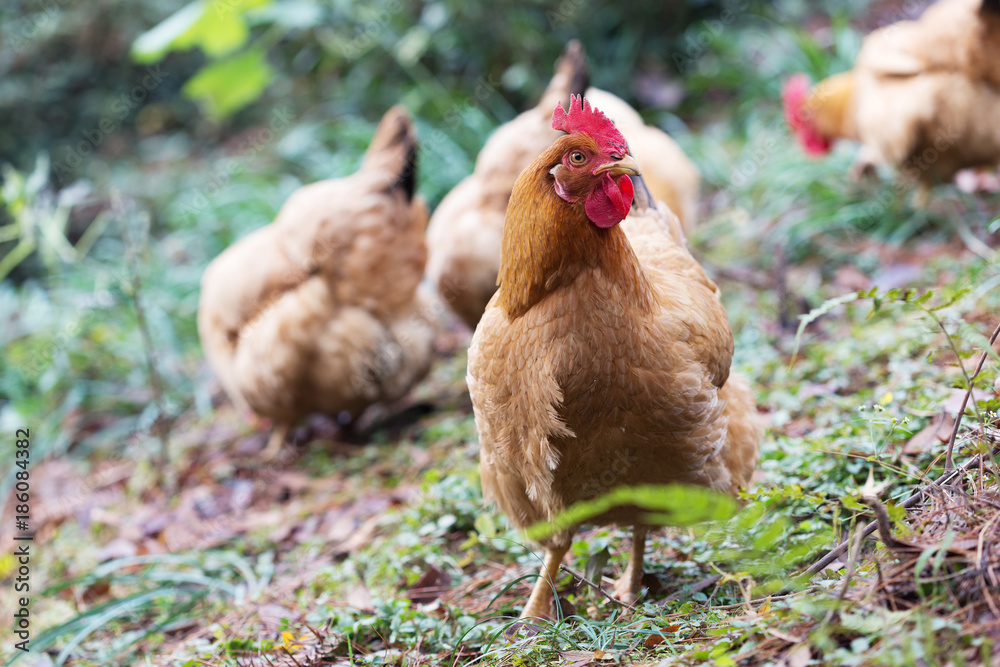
[426, 41, 699, 331]
[198, 107, 435, 455]
[784, 0, 1000, 201]
[468, 96, 760, 619]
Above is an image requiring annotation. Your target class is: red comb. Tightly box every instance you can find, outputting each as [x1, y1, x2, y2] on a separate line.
[552, 95, 630, 156]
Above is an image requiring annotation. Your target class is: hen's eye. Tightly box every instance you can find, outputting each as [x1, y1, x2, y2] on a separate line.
[569, 151, 586, 165]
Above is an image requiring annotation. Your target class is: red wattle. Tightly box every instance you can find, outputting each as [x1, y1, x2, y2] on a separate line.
[782, 74, 833, 156]
[584, 174, 633, 228]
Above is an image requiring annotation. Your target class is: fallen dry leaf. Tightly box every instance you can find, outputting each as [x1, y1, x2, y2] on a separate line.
[559, 650, 618, 667]
[560, 654, 592, 667]
[782, 642, 811, 667]
[768, 629, 806, 644]
[346, 581, 375, 613]
[407, 564, 452, 604]
[332, 514, 381, 555]
[903, 411, 955, 455]
[942, 388, 992, 415]
[96, 537, 138, 562]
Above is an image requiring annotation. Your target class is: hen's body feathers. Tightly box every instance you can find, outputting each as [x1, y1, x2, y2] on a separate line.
[470, 194, 757, 537]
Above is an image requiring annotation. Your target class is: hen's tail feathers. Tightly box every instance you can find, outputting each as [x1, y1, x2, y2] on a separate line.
[540, 40, 590, 112]
[630, 174, 656, 212]
[362, 105, 418, 200]
[982, 0, 1000, 15]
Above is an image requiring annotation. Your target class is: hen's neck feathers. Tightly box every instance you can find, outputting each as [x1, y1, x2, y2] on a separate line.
[496, 143, 653, 320]
[809, 72, 857, 141]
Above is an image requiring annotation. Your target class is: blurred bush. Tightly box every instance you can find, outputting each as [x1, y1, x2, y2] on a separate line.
[1, 0, 736, 182]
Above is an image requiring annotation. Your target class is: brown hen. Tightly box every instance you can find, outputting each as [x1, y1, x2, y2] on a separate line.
[198, 107, 435, 455]
[784, 0, 1000, 200]
[467, 97, 760, 619]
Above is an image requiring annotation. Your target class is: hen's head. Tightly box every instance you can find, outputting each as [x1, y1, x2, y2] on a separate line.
[549, 95, 640, 228]
[782, 73, 832, 156]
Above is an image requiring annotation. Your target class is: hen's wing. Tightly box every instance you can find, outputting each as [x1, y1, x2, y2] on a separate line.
[625, 178, 733, 388]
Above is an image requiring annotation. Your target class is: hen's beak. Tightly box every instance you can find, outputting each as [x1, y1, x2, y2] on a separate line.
[594, 154, 641, 178]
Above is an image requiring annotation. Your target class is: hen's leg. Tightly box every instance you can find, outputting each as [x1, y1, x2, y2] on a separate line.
[262, 424, 289, 461]
[613, 525, 649, 605]
[848, 145, 880, 183]
[521, 541, 571, 620]
[911, 182, 931, 209]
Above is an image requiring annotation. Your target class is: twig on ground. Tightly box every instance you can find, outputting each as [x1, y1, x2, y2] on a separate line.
[656, 574, 722, 607]
[861, 496, 913, 551]
[801, 443, 1000, 576]
[822, 520, 865, 626]
[558, 564, 642, 614]
[280, 647, 304, 667]
[116, 191, 173, 471]
[945, 320, 1000, 470]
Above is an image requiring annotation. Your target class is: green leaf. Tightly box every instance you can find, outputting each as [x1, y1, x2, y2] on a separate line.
[955, 321, 1000, 363]
[182, 49, 273, 120]
[584, 547, 610, 584]
[885, 500, 906, 524]
[132, 0, 272, 63]
[928, 287, 970, 312]
[751, 516, 788, 550]
[473, 512, 497, 539]
[526, 484, 738, 541]
[841, 495, 865, 511]
[791, 292, 862, 364]
[132, 1, 206, 62]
